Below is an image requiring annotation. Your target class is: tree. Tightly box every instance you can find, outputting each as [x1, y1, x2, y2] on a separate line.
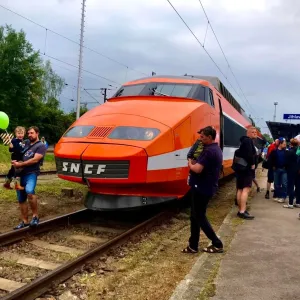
[263, 133, 273, 144]
[0, 25, 45, 130]
[0, 24, 76, 144]
[42, 60, 65, 103]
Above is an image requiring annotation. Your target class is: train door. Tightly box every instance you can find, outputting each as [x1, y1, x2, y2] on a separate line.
[173, 117, 193, 180]
[218, 97, 224, 150]
[208, 89, 220, 144]
[174, 117, 192, 160]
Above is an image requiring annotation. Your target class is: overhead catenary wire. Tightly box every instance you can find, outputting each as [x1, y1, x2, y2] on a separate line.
[43, 53, 120, 85]
[0, 3, 149, 77]
[197, 0, 257, 117]
[166, 0, 259, 121]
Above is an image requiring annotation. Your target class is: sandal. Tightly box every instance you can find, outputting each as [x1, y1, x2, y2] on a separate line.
[202, 245, 224, 254]
[182, 246, 198, 253]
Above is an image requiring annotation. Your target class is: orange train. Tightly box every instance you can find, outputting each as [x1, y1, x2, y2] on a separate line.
[54, 75, 265, 210]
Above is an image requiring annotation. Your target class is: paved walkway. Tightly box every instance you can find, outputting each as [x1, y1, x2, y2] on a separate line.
[212, 175, 300, 300]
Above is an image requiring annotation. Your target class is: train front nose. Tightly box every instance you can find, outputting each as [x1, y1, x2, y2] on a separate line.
[55, 143, 147, 184]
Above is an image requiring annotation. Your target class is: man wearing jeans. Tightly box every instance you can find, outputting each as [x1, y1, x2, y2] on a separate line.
[269, 138, 287, 203]
[182, 126, 223, 254]
[12, 126, 47, 230]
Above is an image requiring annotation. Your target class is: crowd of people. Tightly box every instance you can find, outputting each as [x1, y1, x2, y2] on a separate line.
[263, 136, 300, 211]
[183, 125, 300, 254]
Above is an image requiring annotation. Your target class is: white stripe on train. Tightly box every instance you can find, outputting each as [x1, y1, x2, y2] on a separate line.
[147, 146, 238, 171]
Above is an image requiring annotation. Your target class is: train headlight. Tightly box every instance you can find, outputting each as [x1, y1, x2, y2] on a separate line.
[108, 126, 160, 141]
[64, 125, 95, 137]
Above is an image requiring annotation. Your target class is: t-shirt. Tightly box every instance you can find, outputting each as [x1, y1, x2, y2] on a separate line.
[9, 138, 28, 161]
[189, 143, 223, 197]
[276, 149, 286, 169]
[20, 141, 47, 176]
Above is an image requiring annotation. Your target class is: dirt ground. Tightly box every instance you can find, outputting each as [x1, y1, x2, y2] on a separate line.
[42, 175, 249, 300]
[0, 176, 86, 232]
[0, 170, 263, 300]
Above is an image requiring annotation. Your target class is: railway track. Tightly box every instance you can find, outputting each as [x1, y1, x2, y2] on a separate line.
[0, 208, 173, 300]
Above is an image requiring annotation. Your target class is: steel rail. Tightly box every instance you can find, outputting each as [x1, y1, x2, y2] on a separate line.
[0, 209, 89, 247]
[1, 211, 170, 300]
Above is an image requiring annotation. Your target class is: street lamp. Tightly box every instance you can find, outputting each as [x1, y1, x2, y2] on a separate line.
[273, 102, 278, 122]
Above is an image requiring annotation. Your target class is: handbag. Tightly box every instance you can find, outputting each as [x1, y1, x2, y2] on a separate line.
[231, 149, 248, 172]
[262, 159, 269, 169]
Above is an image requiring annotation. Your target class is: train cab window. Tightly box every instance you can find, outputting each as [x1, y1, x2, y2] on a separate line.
[192, 85, 206, 102]
[208, 89, 215, 107]
[152, 84, 193, 97]
[113, 84, 146, 97]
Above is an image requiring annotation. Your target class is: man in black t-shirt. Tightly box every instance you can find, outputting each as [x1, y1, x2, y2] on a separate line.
[12, 126, 47, 230]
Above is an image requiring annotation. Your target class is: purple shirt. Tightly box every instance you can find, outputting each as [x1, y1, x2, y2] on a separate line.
[21, 141, 47, 175]
[189, 142, 223, 197]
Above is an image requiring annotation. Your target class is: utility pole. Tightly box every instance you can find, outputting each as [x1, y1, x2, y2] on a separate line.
[76, 0, 86, 120]
[102, 88, 107, 103]
[273, 102, 278, 122]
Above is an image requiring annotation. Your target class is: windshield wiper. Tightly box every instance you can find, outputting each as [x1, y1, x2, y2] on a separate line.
[150, 88, 170, 97]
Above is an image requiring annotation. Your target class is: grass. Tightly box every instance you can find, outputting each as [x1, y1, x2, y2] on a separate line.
[0, 179, 87, 202]
[0, 144, 56, 174]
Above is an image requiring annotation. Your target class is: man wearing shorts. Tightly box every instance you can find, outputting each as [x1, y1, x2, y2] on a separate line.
[12, 126, 47, 230]
[235, 127, 257, 220]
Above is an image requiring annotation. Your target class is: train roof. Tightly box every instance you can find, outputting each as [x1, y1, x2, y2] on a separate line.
[126, 74, 248, 122]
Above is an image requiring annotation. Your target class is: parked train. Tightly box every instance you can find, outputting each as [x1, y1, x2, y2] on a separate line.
[54, 75, 265, 210]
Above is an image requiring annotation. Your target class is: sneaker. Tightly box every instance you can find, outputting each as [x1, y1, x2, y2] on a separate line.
[14, 178, 24, 190]
[3, 177, 12, 190]
[294, 204, 300, 208]
[29, 216, 39, 227]
[273, 198, 279, 201]
[277, 199, 285, 203]
[237, 211, 255, 220]
[257, 187, 261, 193]
[265, 191, 270, 199]
[283, 204, 294, 209]
[14, 221, 29, 230]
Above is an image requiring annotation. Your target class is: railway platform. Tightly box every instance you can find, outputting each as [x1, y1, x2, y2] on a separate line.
[170, 173, 300, 300]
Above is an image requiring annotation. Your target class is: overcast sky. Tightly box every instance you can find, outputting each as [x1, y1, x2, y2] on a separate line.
[1, 0, 300, 134]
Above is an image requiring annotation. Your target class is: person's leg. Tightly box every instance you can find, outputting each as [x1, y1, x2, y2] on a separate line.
[296, 175, 300, 206]
[265, 168, 273, 198]
[274, 169, 281, 199]
[197, 194, 223, 249]
[26, 174, 39, 227]
[186, 189, 201, 252]
[280, 170, 288, 202]
[285, 171, 295, 207]
[237, 189, 242, 207]
[4, 166, 15, 189]
[14, 176, 29, 229]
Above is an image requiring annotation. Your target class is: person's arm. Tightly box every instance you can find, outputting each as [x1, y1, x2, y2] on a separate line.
[12, 144, 46, 168]
[12, 153, 43, 167]
[188, 151, 210, 174]
[187, 139, 200, 159]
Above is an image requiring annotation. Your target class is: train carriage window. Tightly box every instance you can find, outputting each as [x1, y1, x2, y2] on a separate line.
[114, 84, 146, 97]
[208, 89, 215, 107]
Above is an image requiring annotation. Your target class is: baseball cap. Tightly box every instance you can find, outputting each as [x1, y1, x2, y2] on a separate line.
[278, 137, 285, 142]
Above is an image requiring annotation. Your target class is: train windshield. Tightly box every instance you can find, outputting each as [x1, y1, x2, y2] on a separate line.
[113, 83, 195, 98]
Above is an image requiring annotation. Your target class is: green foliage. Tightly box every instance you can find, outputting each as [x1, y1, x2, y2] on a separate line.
[263, 133, 273, 143]
[0, 25, 86, 144]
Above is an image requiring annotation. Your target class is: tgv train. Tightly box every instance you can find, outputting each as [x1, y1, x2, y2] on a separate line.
[54, 75, 265, 210]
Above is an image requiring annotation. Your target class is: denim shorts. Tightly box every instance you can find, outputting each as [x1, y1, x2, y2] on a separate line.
[17, 173, 38, 203]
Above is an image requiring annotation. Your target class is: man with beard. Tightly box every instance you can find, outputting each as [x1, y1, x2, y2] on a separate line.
[12, 126, 47, 229]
